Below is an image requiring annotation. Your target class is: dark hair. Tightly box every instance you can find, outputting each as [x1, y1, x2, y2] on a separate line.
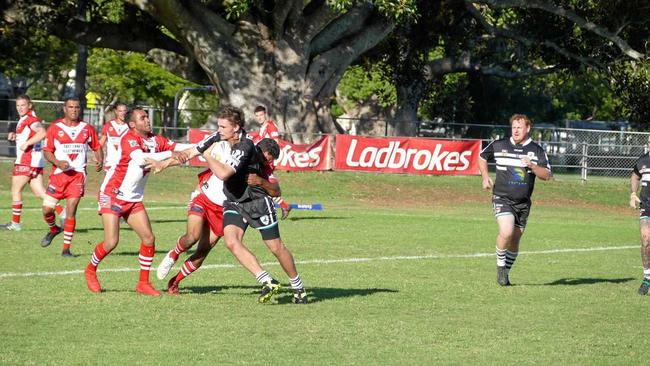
[257, 138, 280, 159]
[127, 107, 146, 122]
[217, 105, 245, 128]
[63, 96, 80, 105]
[16, 94, 31, 103]
[113, 102, 128, 110]
[254, 105, 266, 114]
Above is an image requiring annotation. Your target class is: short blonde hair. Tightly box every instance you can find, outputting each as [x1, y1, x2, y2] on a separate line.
[509, 114, 531, 127]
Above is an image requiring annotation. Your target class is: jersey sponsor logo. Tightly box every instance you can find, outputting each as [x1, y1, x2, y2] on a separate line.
[61, 143, 85, 154]
[510, 167, 527, 183]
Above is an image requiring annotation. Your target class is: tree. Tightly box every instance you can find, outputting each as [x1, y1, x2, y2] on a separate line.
[2, 1, 646, 139]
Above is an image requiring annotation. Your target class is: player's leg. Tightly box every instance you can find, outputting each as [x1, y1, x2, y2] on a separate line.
[127, 208, 160, 296]
[261, 229, 307, 304]
[638, 219, 650, 295]
[40, 194, 62, 247]
[156, 214, 204, 280]
[28, 174, 65, 222]
[84, 212, 121, 293]
[167, 223, 214, 294]
[1, 174, 30, 230]
[495, 214, 516, 286]
[60, 197, 81, 257]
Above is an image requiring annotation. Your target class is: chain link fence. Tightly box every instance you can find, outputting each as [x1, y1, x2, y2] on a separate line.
[1, 99, 646, 180]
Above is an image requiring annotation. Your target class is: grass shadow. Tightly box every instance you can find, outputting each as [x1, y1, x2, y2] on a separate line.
[538, 277, 636, 286]
[285, 216, 346, 222]
[179, 285, 397, 303]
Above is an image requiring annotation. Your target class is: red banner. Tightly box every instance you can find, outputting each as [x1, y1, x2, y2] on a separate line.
[187, 129, 332, 171]
[334, 134, 480, 175]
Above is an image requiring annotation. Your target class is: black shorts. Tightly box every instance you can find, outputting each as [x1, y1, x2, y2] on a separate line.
[223, 196, 280, 240]
[492, 195, 531, 229]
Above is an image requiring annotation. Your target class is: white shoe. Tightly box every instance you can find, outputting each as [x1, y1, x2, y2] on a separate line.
[156, 251, 177, 280]
[1, 222, 22, 231]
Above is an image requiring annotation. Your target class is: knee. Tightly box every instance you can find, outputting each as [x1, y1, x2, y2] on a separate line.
[142, 233, 155, 245]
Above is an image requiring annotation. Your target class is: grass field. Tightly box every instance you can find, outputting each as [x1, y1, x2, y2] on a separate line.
[0, 161, 647, 365]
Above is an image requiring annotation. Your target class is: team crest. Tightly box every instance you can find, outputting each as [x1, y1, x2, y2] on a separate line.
[58, 131, 64, 137]
[260, 215, 270, 225]
[128, 140, 138, 147]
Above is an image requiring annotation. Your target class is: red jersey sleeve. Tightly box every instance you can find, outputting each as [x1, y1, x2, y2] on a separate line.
[43, 123, 57, 153]
[101, 123, 109, 138]
[87, 125, 101, 151]
[266, 121, 280, 138]
[121, 134, 142, 156]
[155, 135, 177, 152]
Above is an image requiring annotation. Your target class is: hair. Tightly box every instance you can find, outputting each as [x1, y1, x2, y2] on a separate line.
[127, 107, 146, 122]
[217, 105, 245, 128]
[113, 102, 128, 110]
[63, 96, 80, 105]
[16, 94, 31, 103]
[509, 114, 532, 127]
[254, 105, 267, 114]
[257, 138, 280, 160]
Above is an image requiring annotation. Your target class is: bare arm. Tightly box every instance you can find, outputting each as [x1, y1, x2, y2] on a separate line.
[20, 123, 46, 151]
[478, 158, 493, 191]
[203, 148, 235, 181]
[144, 146, 200, 173]
[521, 156, 552, 181]
[92, 147, 104, 172]
[247, 174, 281, 197]
[631, 172, 642, 208]
[44, 150, 69, 170]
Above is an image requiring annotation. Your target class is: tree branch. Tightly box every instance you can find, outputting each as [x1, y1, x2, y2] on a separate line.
[310, 2, 378, 55]
[145, 49, 211, 85]
[471, 0, 645, 60]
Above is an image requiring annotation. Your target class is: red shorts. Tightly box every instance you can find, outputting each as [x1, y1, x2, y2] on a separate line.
[46, 171, 86, 199]
[13, 164, 43, 179]
[98, 192, 145, 218]
[187, 192, 224, 237]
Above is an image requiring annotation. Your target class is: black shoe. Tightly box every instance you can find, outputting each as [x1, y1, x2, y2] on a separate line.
[638, 279, 650, 295]
[41, 227, 62, 247]
[61, 249, 75, 258]
[497, 266, 511, 286]
[293, 289, 308, 304]
[258, 279, 281, 304]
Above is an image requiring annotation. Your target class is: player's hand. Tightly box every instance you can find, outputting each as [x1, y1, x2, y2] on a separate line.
[246, 173, 263, 186]
[630, 193, 641, 209]
[482, 177, 493, 191]
[7, 132, 16, 141]
[175, 150, 191, 164]
[281, 206, 291, 220]
[521, 156, 533, 168]
[95, 161, 103, 172]
[143, 158, 164, 173]
[57, 161, 70, 171]
[19, 143, 27, 151]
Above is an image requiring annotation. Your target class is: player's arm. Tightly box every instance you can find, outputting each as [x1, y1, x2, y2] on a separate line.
[144, 146, 200, 173]
[247, 173, 281, 197]
[630, 171, 642, 208]
[527, 163, 551, 180]
[7, 121, 17, 141]
[203, 148, 235, 180]
[44, 150, 69, 171]
[478, 141, 494, 191]
[20, 122, 46, 151]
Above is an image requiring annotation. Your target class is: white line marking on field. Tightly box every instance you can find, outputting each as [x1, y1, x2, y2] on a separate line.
[19, 205, 186, 212]
[0, 245, 638, 279]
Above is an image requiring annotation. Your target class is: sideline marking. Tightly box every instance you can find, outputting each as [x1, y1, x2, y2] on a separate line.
[0, 245, 638, 279]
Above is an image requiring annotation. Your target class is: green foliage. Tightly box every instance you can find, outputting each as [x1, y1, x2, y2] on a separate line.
[327, 0, 417, 21]
[611, 61, 650, 130]
[336, 65, 396, 110]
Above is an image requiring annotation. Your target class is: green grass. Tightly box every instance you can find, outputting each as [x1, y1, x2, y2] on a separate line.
[0, 162, 646, 365]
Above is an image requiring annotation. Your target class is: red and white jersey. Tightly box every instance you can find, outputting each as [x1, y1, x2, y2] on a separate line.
[101, 119, 129, 168]
[196, 141, 229, 205]
[14, 110, 44, 167]
[43, 119, 100, 174]
[100, 130, 177, 202]
[253, 120, 280, 143]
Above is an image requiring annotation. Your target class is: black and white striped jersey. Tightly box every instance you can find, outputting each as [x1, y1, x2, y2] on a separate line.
[480, 137, 550, 203]
[632, 153, 650, 203]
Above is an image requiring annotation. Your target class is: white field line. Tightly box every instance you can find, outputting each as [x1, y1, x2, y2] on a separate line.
[19, 205, 186, 212]
[0, 245, 638, 279]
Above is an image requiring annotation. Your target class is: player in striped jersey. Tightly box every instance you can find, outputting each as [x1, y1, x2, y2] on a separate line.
[479, 114, 551, 286]
[629, 135, 650, 295]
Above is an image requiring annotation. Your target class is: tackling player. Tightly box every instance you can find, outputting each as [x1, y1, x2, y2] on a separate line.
[629, 134, 650, 295]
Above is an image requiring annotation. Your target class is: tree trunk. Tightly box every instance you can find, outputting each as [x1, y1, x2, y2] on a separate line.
[393, 81, 425, 137]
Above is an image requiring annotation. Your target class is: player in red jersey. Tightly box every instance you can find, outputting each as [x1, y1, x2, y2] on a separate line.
[252, 105, 291, 219]
[99, 103, 129, 171]
[1, 95, 64, 231]
[84, 107, 183, 296]
[40, 97, 103, 257]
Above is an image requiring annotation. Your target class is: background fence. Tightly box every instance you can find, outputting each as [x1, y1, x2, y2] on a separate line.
[0, 100, 645, 180]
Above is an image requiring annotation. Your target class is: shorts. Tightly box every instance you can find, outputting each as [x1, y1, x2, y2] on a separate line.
[98, 192, 145, 218]
[492, 195, 531, 229]
[187, 192, 224, 237]
[13, 164, 43, 179]
[223, 196, 280, 240]
[46, 171, 86, 200]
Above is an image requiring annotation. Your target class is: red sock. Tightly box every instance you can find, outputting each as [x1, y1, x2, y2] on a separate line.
[170, 237, 186, 261]
[11, 201, 22, 224]
[62, 218, 76, 251]
[174, 260, 198, 284]
[54, 204, 63, 215]
[87, 242, 111, 272]
[138, 243, 155, 282]
[44, 212, 58, 233]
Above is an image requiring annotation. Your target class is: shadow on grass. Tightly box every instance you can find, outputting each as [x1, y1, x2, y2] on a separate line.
[538, 277, 635, 286]
[179, 285, 397, 303]
[285, 216, 346, 222]
[110, 250, 177, 256]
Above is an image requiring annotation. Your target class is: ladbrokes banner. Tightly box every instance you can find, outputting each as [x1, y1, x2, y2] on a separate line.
[188, 129, 332, 171]
[334, 134, 480, 175]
